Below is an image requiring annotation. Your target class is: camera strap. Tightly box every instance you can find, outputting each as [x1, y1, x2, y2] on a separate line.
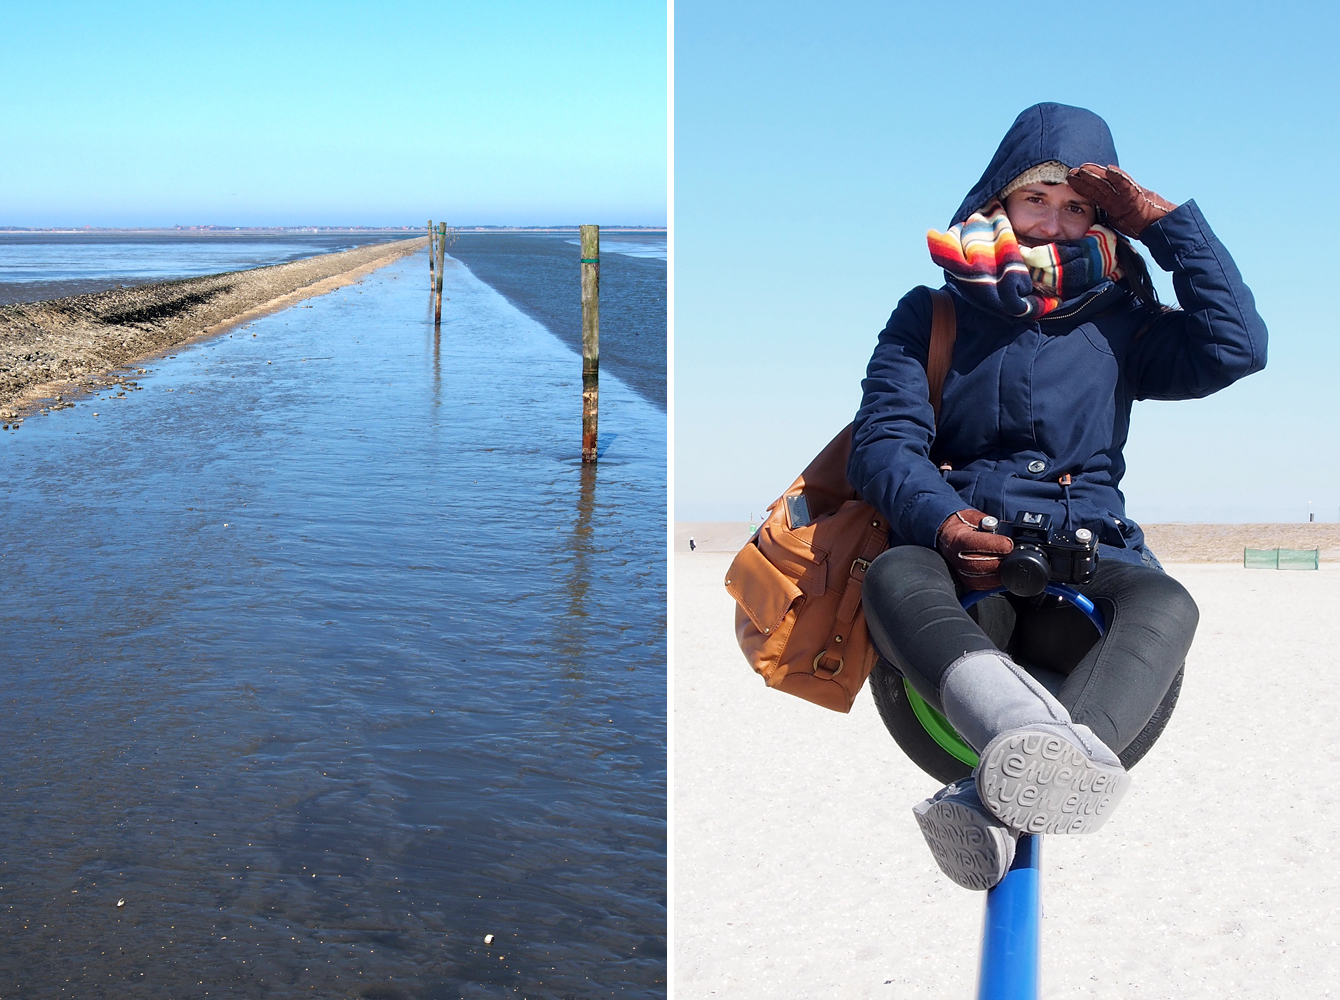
[1058, 473, 1074, 530]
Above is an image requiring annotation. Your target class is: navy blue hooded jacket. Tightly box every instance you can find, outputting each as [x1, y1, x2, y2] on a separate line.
[848, 103, 1268, 564]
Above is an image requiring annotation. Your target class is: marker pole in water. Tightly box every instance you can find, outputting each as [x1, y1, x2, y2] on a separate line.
[580, 224, 600, 463]
[435, 222, 446, 327]
[977, 834, 1041, 1000]
[428, 218, 435, 288]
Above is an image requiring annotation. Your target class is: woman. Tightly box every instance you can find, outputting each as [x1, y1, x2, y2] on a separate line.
[848, 103, 1267, 890]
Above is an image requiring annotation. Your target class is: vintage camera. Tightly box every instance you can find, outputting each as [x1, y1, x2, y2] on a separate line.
[979, 510, 1098, 597]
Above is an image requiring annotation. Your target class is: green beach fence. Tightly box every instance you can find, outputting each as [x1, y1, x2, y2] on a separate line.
[1244, 548, 1320, 570]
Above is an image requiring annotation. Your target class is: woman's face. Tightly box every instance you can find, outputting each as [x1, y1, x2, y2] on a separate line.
[1003, 181, 1097, 246]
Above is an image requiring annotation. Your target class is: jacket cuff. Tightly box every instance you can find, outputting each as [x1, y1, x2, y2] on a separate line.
[908, 493, 972, 550]
[1139, 199, 1213, 271]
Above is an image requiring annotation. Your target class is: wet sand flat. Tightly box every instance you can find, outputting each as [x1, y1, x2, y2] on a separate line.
[674, 551, 1340, 998]
[448, 233, 667, 410]
[0, 237, 425, 412]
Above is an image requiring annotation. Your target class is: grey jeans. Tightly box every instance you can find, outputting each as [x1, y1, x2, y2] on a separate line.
[862, 545, 1199, 755]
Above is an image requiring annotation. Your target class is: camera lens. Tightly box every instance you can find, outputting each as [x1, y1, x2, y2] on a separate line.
[1000, 544, 1050, 597]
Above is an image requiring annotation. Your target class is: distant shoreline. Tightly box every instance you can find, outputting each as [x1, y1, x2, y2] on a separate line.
[0, 237, 423, 416]
[0, 226, 668, 235]
[675, 520, 1340, 563]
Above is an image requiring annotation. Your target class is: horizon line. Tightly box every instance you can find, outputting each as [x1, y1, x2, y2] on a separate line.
[1, 224, 668, 233]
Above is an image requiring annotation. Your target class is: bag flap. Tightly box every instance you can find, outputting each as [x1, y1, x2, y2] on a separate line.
[725, 542, 803, 637]
[755, 510, 828, 598]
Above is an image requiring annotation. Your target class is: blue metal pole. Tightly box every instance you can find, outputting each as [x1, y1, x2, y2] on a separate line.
[976, 834, 1041, 1000]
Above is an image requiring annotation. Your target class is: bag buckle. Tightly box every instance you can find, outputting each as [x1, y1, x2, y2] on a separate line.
[813, 650, 844, 678]
[850, 557, 871, 578]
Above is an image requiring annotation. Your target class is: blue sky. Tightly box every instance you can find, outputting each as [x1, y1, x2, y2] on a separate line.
[0, 1, 667, 227]
[674, 0, 1340, 523]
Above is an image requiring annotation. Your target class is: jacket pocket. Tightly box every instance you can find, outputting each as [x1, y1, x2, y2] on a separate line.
[1102, 510, 1135, 548]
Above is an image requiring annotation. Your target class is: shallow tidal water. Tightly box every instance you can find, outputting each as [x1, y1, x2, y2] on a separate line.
[0, 251, 666, 997]
[0, 232, 417, 305]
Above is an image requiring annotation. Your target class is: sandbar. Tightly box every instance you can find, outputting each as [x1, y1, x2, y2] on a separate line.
[0, 237, 426, 415]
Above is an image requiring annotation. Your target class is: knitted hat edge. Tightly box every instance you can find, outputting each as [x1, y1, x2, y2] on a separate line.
[999, 161, 1071, 201]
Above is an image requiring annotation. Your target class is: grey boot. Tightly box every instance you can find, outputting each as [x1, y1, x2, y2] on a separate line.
[939, 650, 1131, 835]
[913, 778, 1017, 890]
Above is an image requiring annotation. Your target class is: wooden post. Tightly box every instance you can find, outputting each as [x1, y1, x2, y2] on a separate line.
[580, 224, 599, 463]
[434, 222, 446, 327]
[428, 218, 435, 289]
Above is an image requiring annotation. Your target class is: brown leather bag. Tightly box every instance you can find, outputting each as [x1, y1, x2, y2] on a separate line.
[724, 289, 957, 712]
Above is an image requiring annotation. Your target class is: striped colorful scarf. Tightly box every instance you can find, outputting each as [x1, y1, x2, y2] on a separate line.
[928, 201, 1123, 319]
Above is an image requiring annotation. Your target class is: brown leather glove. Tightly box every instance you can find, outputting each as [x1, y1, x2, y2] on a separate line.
[1066, 163, 1177, 239]
[936, 509, 1014, 591]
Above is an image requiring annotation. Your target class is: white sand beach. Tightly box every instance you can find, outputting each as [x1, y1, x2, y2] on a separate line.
[674, 544, 1340, 998]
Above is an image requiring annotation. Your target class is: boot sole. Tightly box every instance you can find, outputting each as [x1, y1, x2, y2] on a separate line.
[976, 729, 1131, 835]
[913, 796, 1014, 891]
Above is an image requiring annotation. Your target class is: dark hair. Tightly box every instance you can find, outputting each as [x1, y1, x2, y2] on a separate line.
[1114, 236, 1162, 310]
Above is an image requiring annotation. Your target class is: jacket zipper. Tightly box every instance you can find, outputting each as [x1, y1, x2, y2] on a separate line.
[1040, 283, 1122, 323]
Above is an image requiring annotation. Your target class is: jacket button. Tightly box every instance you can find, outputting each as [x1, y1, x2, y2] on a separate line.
[1027, 460, 1047, 474]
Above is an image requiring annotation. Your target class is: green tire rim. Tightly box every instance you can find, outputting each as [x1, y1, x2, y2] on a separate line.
[903, 678, 980, 767]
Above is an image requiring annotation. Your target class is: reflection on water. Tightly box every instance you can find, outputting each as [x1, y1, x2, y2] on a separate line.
[0, 252, 666, 997]
[558, 464, 599, 682]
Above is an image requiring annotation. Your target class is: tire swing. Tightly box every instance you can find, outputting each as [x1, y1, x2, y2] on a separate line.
[869, 583, 1185, 784]
[869, 582, 1187, 998]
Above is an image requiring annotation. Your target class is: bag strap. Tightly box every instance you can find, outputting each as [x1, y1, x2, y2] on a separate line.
[925, 288, 957, 421]
[813, 290, 957, 679]
[813, 512, 889, 679]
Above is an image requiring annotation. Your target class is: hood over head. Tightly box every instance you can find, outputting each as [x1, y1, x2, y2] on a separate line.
[950, 103, 1119, 226]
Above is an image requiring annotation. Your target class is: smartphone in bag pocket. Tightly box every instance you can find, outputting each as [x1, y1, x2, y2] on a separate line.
[785, 493, 812, 529]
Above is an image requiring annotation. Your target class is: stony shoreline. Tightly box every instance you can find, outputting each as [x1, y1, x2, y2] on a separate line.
[0, 236, 426, 415]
